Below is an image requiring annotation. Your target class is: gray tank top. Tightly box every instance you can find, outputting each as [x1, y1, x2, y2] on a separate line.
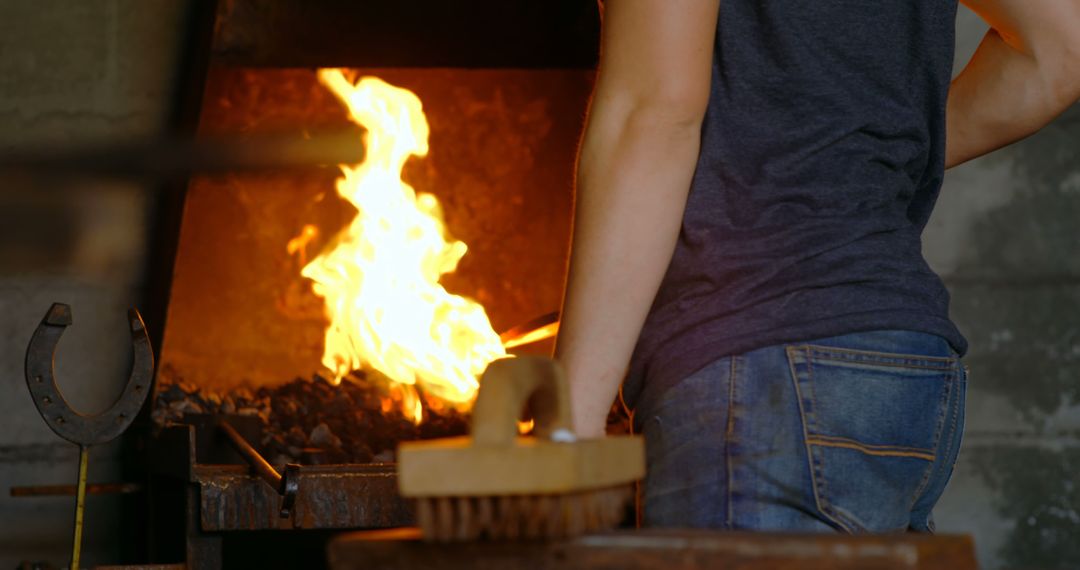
[628, 0, 966, 406]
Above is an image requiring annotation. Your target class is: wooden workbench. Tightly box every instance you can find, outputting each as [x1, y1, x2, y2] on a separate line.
[328, 528, 978, 570]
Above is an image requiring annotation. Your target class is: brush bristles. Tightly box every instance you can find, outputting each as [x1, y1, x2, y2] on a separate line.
[414, 485, 633, 542]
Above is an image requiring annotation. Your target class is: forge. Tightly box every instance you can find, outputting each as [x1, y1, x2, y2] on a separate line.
[159, 67, 592, 395]
[137, 3, 600, 568]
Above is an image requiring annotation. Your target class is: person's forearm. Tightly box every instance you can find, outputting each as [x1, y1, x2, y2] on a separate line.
[946, 12, 1080, 168]
[555, 100, 702, 438]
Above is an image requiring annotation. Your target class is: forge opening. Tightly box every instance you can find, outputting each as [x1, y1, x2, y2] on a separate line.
[153, 67, 593, 464]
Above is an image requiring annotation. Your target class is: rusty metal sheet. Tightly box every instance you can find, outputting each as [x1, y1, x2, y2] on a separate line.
[196, 464, 412, 531]
[328, 528, 979, 570]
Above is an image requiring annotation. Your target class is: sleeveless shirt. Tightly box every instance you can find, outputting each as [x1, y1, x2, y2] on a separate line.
[627, 0, 967, 406]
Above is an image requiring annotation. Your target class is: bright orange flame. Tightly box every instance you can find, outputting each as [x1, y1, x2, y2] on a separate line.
[378, 384, 424, 425]
[517, 419, 535, 435]
[286, 224, 319, 266]
[297, 69, 506, 413]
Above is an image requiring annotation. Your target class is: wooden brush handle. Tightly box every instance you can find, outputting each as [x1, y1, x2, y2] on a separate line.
[471, 356, 573, 446]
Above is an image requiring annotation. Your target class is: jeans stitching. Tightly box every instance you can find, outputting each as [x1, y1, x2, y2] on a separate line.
[804, 436, 937, 461]
[941, 367, 966, 495]
[724, 355, 738, 529]
[950, 370, 966, 469]
[912, 364, 965, 532]
[907, 364, 956, 510]
[805, 351, 863, 532]
[786, 346, 855, 533]
[807, 434, 935, 454]
[804, 345, 956, 370]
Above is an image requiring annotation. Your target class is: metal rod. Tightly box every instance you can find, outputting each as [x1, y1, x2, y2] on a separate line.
[0, 131, 365, 182]
[217, 419, 283, 491]
[10, 482, 142, 497]
[71, 445, 89, 570]
[500, 311, 560, 348]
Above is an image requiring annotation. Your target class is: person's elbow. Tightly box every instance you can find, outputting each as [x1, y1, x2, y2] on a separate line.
[595, 73, 709, 132]
[1028, 14, 1080, 110]
[1047, 39, 1080, 109]
[616, 86, 710, 143]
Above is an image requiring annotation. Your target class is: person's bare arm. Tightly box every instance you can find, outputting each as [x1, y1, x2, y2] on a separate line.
[554, 0, 719, 439]
[947, 0, 1080, 168]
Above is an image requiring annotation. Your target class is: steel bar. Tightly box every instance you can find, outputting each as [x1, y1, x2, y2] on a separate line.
[216, 419, 282, 492]
[0, 131, 364, 182]
[500, 311, 560, 349]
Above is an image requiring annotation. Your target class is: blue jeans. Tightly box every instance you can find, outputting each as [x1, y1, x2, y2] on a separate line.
[637, 330, 967, 533]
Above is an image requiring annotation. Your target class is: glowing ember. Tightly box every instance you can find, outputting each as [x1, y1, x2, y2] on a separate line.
[293, 69, 506, 419]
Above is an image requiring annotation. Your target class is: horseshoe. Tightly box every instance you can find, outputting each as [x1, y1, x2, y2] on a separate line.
[24, 303, 154, 446]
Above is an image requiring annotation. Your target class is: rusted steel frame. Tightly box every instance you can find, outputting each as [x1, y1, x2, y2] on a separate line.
[187, 483, 223, 570]
[194, 464, 413, 531]
[150, 421, 413, 530]
[328, 528, 979, 570]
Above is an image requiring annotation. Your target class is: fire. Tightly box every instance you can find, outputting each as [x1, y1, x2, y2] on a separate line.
[295, 69, 506, 418]
[379, 383, 424, 425]
[286, 224, 319, 267]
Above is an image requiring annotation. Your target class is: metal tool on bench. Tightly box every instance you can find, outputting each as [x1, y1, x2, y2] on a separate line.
[216, 418, 302, 518]
[24, 303, 154, 570]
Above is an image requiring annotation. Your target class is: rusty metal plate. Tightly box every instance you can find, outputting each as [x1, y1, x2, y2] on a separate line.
[196, 463, 412, 531]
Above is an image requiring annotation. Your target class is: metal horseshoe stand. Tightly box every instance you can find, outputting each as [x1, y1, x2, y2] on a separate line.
[24, 303, 154, 570]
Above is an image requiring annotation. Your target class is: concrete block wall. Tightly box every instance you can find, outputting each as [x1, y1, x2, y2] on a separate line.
[929, 8, 1080, 570]
[0, 1, 185, 567]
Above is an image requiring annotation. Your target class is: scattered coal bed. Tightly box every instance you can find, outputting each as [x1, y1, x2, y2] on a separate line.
[153, 372, 469, 468]
[153, 370, 632, 469]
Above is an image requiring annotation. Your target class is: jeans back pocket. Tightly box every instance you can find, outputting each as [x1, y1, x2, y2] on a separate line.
[785, 344, 957, 532]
